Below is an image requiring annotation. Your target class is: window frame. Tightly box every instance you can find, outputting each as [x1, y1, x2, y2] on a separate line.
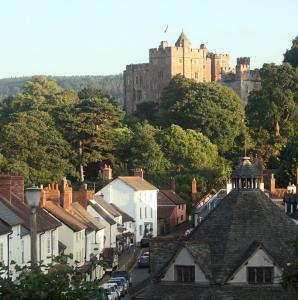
[247, 267, 273, 284]
[175, 265, 195, 282]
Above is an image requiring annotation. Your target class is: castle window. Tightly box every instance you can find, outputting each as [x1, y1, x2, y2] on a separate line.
[195, 72, 198, 79]
[175, 265, 195, 282]
[137, 90, 142, 101]
[136, 76, 138, 84]
[247, 267, 273, 284]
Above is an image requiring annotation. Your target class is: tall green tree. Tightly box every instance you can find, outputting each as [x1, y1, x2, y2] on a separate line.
[56, 88, 125, 182]
[284, 35, 298, 68]
[276, 135, 298, 187]
[160, 75, 245, 155]
[0, 111, 73, 185]
[157, 124, 218, 171]
[127, 122, 170, 174]
[0, 76, 77, 118]
[246, 63, 298, 162]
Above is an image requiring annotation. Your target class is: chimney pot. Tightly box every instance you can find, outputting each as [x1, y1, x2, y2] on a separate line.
[134, 168, 144, 179]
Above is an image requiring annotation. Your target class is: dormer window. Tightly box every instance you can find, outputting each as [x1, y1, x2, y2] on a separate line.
[175, 265, 195, 282]
[247, 267, 273, 284]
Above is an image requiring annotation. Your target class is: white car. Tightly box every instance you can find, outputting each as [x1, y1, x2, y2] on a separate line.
[104, 283, 120, 300]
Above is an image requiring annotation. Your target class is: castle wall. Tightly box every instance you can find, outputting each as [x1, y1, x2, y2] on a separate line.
[123, 36, 261, 113]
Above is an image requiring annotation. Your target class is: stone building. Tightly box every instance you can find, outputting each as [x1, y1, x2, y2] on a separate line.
[123, 32, 261, 113]
[135, 157, 298, 299]
[221, 57, 261, 105]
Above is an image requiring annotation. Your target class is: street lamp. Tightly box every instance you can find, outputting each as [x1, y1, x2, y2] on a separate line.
[25, 185, 42, 264]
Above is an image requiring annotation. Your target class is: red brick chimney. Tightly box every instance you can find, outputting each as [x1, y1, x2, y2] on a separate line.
[0, 172, 24, 202]
[191, 178, 197, 201]
[134, 168, 144, 179]
[60, 177, 72, 210]
[102, 164, 112, 183]
[73, 184, 95, 209]
[270, 173, 276, 193]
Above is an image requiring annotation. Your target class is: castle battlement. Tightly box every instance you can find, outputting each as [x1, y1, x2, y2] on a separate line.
[124, 32, 261, 113]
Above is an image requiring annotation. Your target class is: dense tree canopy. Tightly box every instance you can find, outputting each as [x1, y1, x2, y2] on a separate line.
[126, 122, 170, 174]
[0, 75, 123, 104]
[55, 87, 125, 182]
[157, 125, 218, 171]
[0, 111, 73, 185]
[159, 75, 245, 155]
[0, 256, 103, 300]
[276, 135, 298, 186]
[246, 63, 298, 162]
[284, 35, 298, 68]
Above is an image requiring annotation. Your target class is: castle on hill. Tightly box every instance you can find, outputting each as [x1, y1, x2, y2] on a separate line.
[123, 32, 261, 114]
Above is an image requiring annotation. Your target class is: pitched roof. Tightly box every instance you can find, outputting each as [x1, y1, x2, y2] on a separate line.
[71, 202, 105, 231]
[0, 198, 23, 226]
[88, 200, 116, 225]
[156, 241, 212, 281]
[159, 190, 185, 205]
[110, 203, 135, 223]
[118, 176, 158, 191]
[175, 31, 190, 47]
[189, 189, 298, 283]
[44, 201, 86, 232]
[157, 192, 175, 219]
[137, 283, 297, 300]
[0, 195, 61, 234]
[0, 219, 12, 235]
[95, 196, 121, 218]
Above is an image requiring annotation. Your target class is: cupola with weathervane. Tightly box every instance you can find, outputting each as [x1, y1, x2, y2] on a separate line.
[231, 156, 262, 190]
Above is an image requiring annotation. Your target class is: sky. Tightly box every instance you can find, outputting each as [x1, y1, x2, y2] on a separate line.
[0, 0, 297, 79]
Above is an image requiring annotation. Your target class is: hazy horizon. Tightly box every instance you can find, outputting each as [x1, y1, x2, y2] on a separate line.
[1, 0, 297, 78]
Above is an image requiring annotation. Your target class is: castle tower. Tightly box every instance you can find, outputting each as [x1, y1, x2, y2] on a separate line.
[124, 32, 233, 114]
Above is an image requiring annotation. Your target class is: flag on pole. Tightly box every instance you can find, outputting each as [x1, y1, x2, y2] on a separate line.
[164, 25, 168, 33]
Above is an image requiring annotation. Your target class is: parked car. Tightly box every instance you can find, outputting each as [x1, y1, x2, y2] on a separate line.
[108, 278, 125, 296]
[138, 251, 150, 267]
[103, 283, 119, 300]
[112, 276, 129, 292]
[100, 285, 115, 300]
[140, 238, 150, 248]
[111, 270, 132, 287]
[105, 282, 120, 299]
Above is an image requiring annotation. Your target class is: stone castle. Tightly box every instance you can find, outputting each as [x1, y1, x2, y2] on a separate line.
[123, 32, 261, 114]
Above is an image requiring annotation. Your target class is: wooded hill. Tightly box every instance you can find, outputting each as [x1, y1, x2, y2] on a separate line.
[0, 74, 123, 105]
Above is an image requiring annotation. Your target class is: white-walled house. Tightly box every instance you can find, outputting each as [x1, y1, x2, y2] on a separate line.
[99, 173, 158, 243]
[0, 196, 60, 279]
[88, 199, 118, 249]
[44, 201, 87, 266]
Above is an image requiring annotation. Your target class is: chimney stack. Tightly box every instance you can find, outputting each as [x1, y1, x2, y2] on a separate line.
[60, 177, 72, 210]
[134, 168, 144, 179]
[170, 177, 176, 192]
[191, 178, 197, 201]
[102, 164, 112, 183]
[270, 173, 276, 193]
[0, 173, 24, 202]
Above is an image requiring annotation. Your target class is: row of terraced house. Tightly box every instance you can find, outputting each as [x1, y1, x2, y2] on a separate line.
[0, 167, 186, 281]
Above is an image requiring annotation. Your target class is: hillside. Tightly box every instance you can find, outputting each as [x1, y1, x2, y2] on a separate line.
[0, 74, 124, 105]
